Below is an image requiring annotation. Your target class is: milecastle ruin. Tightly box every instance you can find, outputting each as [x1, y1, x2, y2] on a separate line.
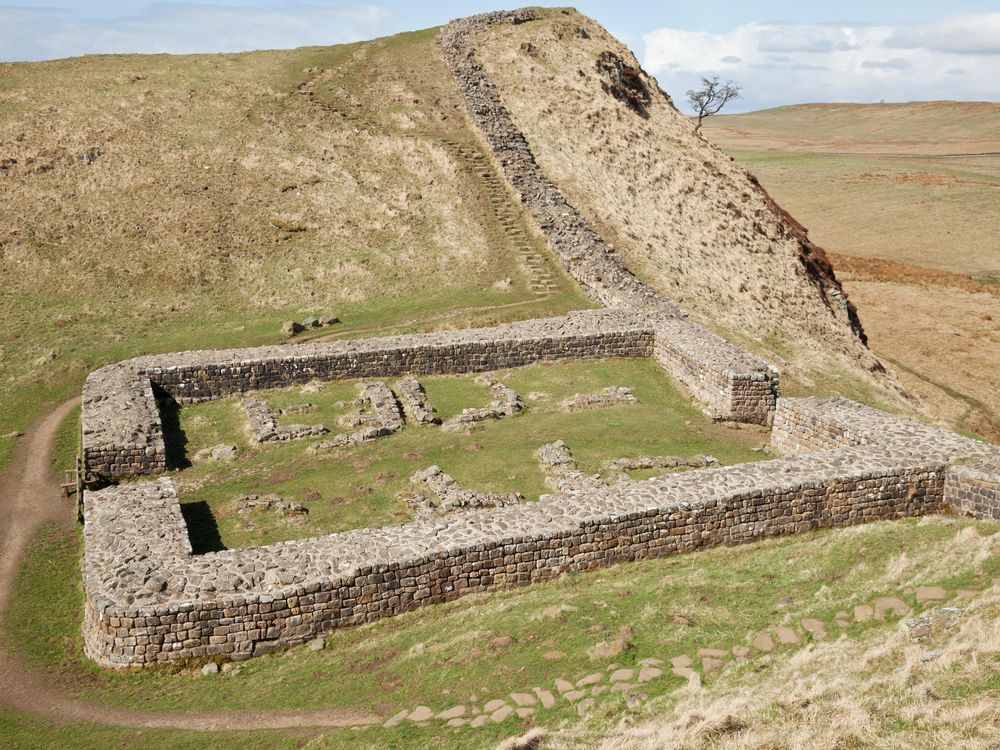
[78, 10, 1000, 668]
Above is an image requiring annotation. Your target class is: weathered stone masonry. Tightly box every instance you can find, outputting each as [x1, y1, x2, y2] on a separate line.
[438, 10, 780, 425]
[77, 9, 1000, 669]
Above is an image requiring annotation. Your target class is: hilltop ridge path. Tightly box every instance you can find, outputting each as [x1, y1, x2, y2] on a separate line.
[0, 400, 381, 731]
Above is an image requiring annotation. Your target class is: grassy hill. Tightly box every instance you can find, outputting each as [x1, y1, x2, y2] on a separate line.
[0, 28, 588, 475]
[701, 102, 1000, 441]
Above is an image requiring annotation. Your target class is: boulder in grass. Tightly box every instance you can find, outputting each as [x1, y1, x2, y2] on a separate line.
[281, 320, 304, 335]
[320, 314, 340, 326]
[302, 317, 321, 329]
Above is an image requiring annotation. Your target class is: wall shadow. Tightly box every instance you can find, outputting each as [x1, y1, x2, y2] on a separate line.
[158, 394, 191, 470]
[181, 501, 227, 554]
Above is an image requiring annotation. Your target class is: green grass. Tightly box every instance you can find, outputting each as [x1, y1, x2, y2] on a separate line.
[5, 514, 997, 750]
[170, 358, 766, 549]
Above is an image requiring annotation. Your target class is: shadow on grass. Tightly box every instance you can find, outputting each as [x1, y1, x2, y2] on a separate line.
[181, 501, 227, 553]
[158, 396, 191, 470]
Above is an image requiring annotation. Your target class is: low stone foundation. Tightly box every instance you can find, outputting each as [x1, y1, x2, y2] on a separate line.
[82, 308, 779, 482]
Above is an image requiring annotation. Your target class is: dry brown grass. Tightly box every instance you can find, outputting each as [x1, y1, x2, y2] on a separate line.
[545, 523, 1000, 749]
[474, 9, 900, 404]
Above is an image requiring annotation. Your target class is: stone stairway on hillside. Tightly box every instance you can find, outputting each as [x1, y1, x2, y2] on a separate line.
[439, 138, 561, 296]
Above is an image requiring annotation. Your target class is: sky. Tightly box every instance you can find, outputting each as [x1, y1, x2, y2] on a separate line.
[1, 1, 998, 112]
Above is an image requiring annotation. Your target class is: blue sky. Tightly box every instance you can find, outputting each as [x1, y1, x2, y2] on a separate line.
[2, 1, 998, 111]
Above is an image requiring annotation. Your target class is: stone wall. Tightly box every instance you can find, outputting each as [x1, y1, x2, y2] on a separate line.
[437, 11, 779, 425]
[82, 310, 653, 481]
[83, 437, 963, 668]
[944, 456, 1000, 520]
[75, 9, 999, 670]
[81, 307, 781, 482]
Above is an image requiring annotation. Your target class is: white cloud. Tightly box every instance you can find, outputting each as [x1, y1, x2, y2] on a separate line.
[0, 2, 391, 61]
[884, 14, 1000, 55]
[642, 15, 1000, 111]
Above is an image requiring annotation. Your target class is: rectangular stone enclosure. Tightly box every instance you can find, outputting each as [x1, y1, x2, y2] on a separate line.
[79, 310, 998, 668]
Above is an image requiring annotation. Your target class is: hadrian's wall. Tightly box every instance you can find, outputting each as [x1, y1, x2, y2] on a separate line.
[437, 10, 780, 425]
[76, 9, 1000, 670]
[82, 310, 652, 481]
[80, 437, 973, 668]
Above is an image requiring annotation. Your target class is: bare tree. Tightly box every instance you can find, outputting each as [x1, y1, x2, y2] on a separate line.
[686, 76, 741, 132]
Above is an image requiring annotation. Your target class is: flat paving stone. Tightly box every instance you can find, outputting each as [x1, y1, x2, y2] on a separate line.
[483, 699, 507, 713]
[515, 707, 535, 719]
[555, 678, 575, 694]
[470, 714, 488, 728]
[610, 682, 634, 693]
[437, 705, 466, 720]
[577, 673, 603, 687]
[702, 657, 724, 673]
[671, 666, 696, 678]
[446, 718, 466, 727]
[753, 634, 775, 652]
[510, 692, 536, 707]
[776, 627, 801, 645]
[610, 669, 634, 682]
[854, 605, 874, 622]
[577, 698, 594, 717]
[638, 657, 663, 667]
[732, 645, 751, 660]
[384, 709, 409, 728]
[564, 690, 586, 702]
[874, 597, 910, 617]
[534, 689, 556, 708]
[954, 589, 978, 602]
[408, 706, 434, 722]
[802, 618, 826, 637]
[697, 648, 727, 659]
[591, 685, 608, 697]
[637, 667, 662, 682]
[491, 706, 513, 723]
[670, 655, 693, 668]
[917, 586, 947, 604]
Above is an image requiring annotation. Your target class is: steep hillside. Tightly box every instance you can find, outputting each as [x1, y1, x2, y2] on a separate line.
[471, 9, 900, 400]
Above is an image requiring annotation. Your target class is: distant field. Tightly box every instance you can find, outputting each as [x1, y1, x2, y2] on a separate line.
[701, 102, 1000, 441]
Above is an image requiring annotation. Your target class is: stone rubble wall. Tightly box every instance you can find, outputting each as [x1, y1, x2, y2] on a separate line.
[437, 10, 780, 425]
[411, 465, 524, 511]
[83, 438, 968, 668]
[560, 386, 636, 412]
[536, 440, 606, 494]
[445, 376, 523, 428]
[944, 456, 1000, 520]
[396, 378, 440, 425]
[242, 398, 328, 443]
